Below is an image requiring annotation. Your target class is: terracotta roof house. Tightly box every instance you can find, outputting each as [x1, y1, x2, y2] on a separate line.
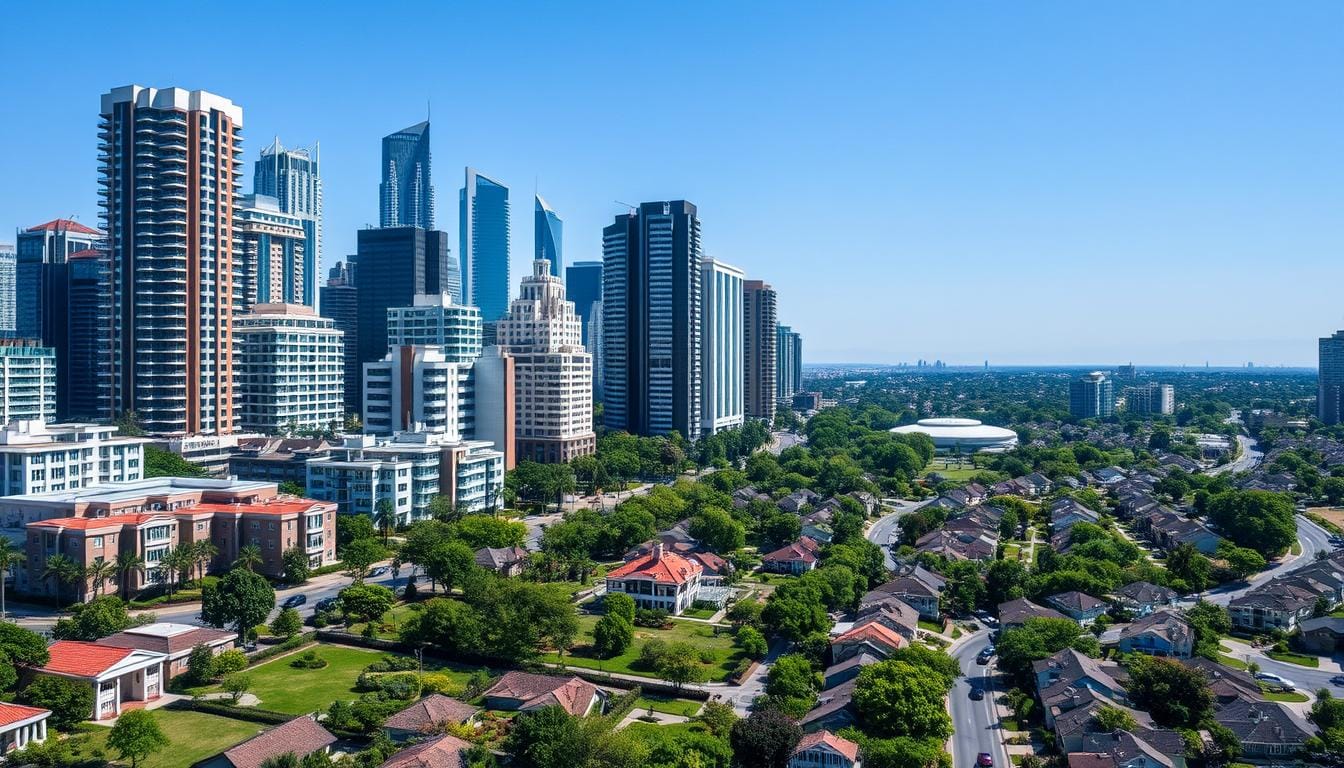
[998, 597, 1068, 628]
[199, 715, 336, 768]
[1213, 699, 1314, 760]
[384, 694, 480, 740]
[1047, 592, 1109, 625]
[830, 622, 906, 663]
[1111, 582, 1178, 617]
[480, 671, 603, 717]
[473, 546, 529, 577]
[377, 734, 474, 768]
[761, 537, 821, 575]
[36, 640, 167, 720]
[1117, 610, 1193, 659]
[0, 702, 50, 755]
[605, 544, 706, 615]
[100, 622, 237, 679]
[788, 729, 861, 768]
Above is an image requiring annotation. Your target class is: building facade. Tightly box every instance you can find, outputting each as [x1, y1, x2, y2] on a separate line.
[1069, 371, 1115, 419]
[380, 121, 434, 229]
[534, 194, 562, 277]
[238, 194, 307, 310]
[386, 293, 482, 361]
[101, 85, 243, 436]
[1124, 383, 1175, 416]
[14, 219, 101, 341]
[743, 279, 778, 421]
[0, 421, 147, 497]
[565, 261, 603, 349]
[0, 245, 12, 335]
[1321, 330, 1344, 425]
[459, 168, 511, 321]
[236, 304, 344, 434]
[0, 341, 56, 424]
[320, 261, 359, 415]
[496, 260, 596, 463]
[67, 251, 112, 420]
[776, 324, 802, 405]
[602, 201, 703, 440]
[701, 258, 744, 435]
[253, 139, 321, 306]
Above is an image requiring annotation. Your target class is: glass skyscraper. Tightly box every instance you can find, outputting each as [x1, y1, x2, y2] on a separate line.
[380, 121, 434, 229]
[701, 258, 744, 435]
[1069, 371, 1115, 419]
[459, 168, 511, 321]
[565, 261, 603, 348]
[534, 194, 562, 277]
[253, 138, 321, 306]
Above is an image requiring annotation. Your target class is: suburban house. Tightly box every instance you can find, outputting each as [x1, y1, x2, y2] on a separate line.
[1047, 592, 1109, 625]
[866, 566, 945, 620]
[800, 521, 834, 545]
[788, 730, 861, 768]
[761, 537, 821, 575]
[1183, 657, 1262, 705]
[800, 678, 858, 733]
[830, 622, 907, 663]
[1049, 498, 1101, 532]
[914, 528, 996, 562]
[199, 715, 336, 768]
[100, 622, 237, 678]
[1212, 699, 1314, 760]
[1298, 616, 1344, 654]
[481, 672, 604, 717]
[1116, 611, 1194, 658]
[1228, 581, 1319, 632]
[473, 546, 530, 577]
[1066, 730, 1176, 768]
[1111, 582, 1178, 617]
[384, 694, 480, 740]
[1033, 649, 1128, 728]
[605, 544, 706, 615]
[35, 640, 167, 720]
[1051, 694, 1157, 754]
[823, 654, 879, 689]
[998, 597, 1068, 628]
[0, 703, 50, 755]
[778, 489, 819, 514]
[853, 598, 920, 641]
[377, 735, 474, 768]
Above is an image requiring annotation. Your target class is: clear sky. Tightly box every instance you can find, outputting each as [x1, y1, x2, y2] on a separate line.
[2, 1, 1341, 366]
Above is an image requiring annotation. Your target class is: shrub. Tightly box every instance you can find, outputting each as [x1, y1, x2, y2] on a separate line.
[213, 649, 248, 675]
[634, 608, 670, 628]
[355, 672, 421, 700]
[364, 655, 419, 673]
[186, 643, 217, 684]
[222, 673, 252, 703]
[270, 608, 303, 639]
[20, 676, 95, 729]
[290, 650, 328, 670]
[420, 673, 464, 696]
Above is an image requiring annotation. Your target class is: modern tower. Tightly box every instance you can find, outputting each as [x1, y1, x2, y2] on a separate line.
[565, 261, 603, 348]
[100, 85, 243, 436]
[236, 303, 344, 434]
[320, 260, 359, 415]
[775, 325, 803, 405]
[743, 279, 778, 420]
[1124, 383, 1175, 416]
[459, 168, 511, 321]
[15, 219, 102, 339]
[67, 250, 112, 420]
[0, 245, 13, 336]
[387, 293, 483, 362]
[1069, 371, 1115, 420]
[602, 201, 703, 440]
[380, 121, 434, 229]
[1320, 331, 1344, 425]
[701, 258, 744, 436]
[238, 194, 307, 310]
[534, 194, 562, 277]
[496, 260, 596, 463]
[253, 138, 321, 306]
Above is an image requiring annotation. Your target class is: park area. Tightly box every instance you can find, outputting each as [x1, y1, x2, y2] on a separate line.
[76, 709, 264, 768]
[540, 614, 745, 682]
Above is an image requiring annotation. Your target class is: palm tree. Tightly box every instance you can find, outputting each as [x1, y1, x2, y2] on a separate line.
[192, 540, 219, 583]
[234, 544, 263, 572]
[115, 552, 144, 600]
[0, 538, 25, 618]
[373, 499, 394, 545]
[42, 553, 83, 609]
[85, 558, 116, 598]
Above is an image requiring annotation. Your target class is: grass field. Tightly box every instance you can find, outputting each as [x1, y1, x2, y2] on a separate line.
[633, 695, 704, 717]
[1266, 649, 1320, 668]
[78, 710, 263, 768]
[194, 644, 386, 712]
[1217, 654, 1250, 670]
[1260, 687, 1310, 703]
[920, 462, 982, 483]
[541, 615, 744, 682]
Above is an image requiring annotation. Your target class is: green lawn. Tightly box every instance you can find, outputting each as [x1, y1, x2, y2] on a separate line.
[78, 709, 264, 768]
[623, 721, 711, 743]
[1260, 687, 1310, 703]
[633, 695, 704, 717]
[680, 607, 717, 619]
[1266, 649, 1320, 668]
[194, 644, 392, 713]
[921, 464, 981, 482]
[542, 616, 744, 682]
[918, 619, 945, 633]
[1217, 654, 1250, 671]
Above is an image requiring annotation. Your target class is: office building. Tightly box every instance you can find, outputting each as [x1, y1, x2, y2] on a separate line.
[253, 139, 321, 306]
[238, 194, 307, 311]
[0, 421, 148, 496]
[784, 328, 802, 397]
[100, 85, 243, 436]
[701, 258, 744, 435]
[14, 219, 102, 341]
[380, 121, 434, 229]
[0, 245, 13, 335]
[496, 260, 595, 463]
[565, 261, 603, 348]
[743, 279, 777, 420]
[386, 293, 482, 362]
[66, 250, 112, 420]
[471, 346, 516, 470]
[320, 261, 359, 415]
[0, 340, 56, 424]
[602, 201, 703, 440]
[1320, 330, 1344, 425]
[1069, 371, 1115, 419]
[534, 194, 562, 277]
[236, 304, 344, 435]
[460, 168, 511, 321]
[1124, 383, 1175, 416]
[776, 324, 802, 404]
[306, 432, 504, 523]
[353, 227, 453, 407]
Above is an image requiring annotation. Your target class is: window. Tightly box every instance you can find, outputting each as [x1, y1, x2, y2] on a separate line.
[90, 536, 103, 548]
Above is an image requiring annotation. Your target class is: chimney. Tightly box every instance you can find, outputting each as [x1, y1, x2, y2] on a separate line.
[653, 542, 664, 561]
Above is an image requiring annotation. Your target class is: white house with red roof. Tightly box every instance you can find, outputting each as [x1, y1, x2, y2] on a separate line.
[0, 702, 50, 754]
[34, 640, 167, 720]
[762, 537, 821, 575]
[604, 543, 706, 615]
[101, 622, 237, 678]
[788, 730, 861, 768]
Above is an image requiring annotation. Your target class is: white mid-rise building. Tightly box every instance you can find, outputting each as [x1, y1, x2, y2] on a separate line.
[387, 294, 482, 363]
[0, 421, 149, 496]
[496, 260, 595, 464]
[236, 304, 344, 435]
[0, 341, 56, 425]
[701, 258, 745, 435]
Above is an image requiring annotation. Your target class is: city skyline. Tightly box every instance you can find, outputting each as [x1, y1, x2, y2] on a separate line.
[2, 3, 1341, 365]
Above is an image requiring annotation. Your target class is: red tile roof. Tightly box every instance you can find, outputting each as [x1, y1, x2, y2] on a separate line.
[793, 730, 860, 762]
[40, 641, 135, 678]
[30, 514, 169, 531]
[832, 622, 907, 652]
[607, 549, 702, 585]
[0, 702, 50, 728]
[221, 715, 336, 768]
[384, 694, 479, 732]
[25, 218, 101, 235]
[377, 734, 473, 768]
[190, 499, 332, 516]
[762, 537, 820, 564]
[67, 249, 102, 260]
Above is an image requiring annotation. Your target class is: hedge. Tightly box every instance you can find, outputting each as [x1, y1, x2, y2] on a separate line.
[168, 698, 292, 725]
[247, 631, 317, 664]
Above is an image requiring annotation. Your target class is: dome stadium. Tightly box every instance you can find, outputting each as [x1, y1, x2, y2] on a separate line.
[890, 418, 1019, 454]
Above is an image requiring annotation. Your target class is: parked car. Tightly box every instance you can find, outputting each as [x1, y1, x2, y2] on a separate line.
[977, 753, 994, 767]
[314, 597, 340, 612]
[977, 646, 996, 664]
[1255, 672, 1296, 691]
[282, 594, 307, 609]
[369, 566, 390, 578]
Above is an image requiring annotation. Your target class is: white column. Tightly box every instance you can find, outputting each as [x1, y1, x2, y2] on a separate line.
[39, 719, 46, 741]
[115, 677, 122, 716]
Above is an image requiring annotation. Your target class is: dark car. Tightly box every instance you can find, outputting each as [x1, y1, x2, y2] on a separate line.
[969, 687, 985, 701]
[314, 597, 339, 612]
[977, 753, 994, 767]
[282, 594, 308, 609]
[1331, 675, 1344, 687]
[976, 646, 995, 664]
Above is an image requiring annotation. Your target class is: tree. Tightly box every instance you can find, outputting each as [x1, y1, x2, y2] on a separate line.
[202, 569, 276, 637]
[399, 598, 483, 652]
[655, 642, 706, 690]
[107, 709, 169, 768]
[689, 507, 746, 553]
[940, 560, 984, 614]
[339, 583, 395, 623]
[271, 607, 303, 639]
[85, 558, 116, 598]
[422, 541, 478, 593]
[374, 499, 396, 544]
[282, 547, 312, 584]
[0, 622, 48, 692]
[504, 705, 589, 768]
[729, 707, 802, 768]
[337, 515, 377, 549]
[1185, 600, 1232, 659]
[260, 755, 301, 768]
[222, 672, 252, 704]
[451, 516, 527, 549]
[985, 559, 1029, 606]
[144, 445, 208, 478]
[42, 553, 83, 608]
[765, 654, 820, 714]
[698, 699, 739, 739]
[234, 543, 264, 572]
[186, 643, 218, 684]
[20, 675, 95, 728]
[593, 613, 634, 659]
[995, 618, 1095, 687]
[52, 595, 137, 641]
[1165, 543, 1213, 593]
[761, 581, 829, 641]
[1093, 705, 1137, 732]
[604, 592, 636, 623]
[737, 625, 768, 660]
[1125, 655, 1213, 728]
[115, 551, 145, 601]
[852, 660, 954, 740]
[1216, 541, 1267, 581]
[342, 538, 385, 581]
[1206, 490, 1297, 557]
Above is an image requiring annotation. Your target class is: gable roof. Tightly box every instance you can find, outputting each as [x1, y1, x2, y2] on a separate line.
[606, 548, 702, 585]
[221, 715, 337, 768]
[832, 622, 907, 653]
[384, 694, 479, 732]
[481, 671, 599, 717]
[0, 702, 50, 728]
[25, 218, 102, 235]
[1119, 610, 1191, 646]
[1113, 581, 1177, 606]
[998, 597, 1068, 625]
[39, 640, 142, 678]
[474, 546, 528, 570]
[1213, 699, 1314, 746]
[101, 624, 237, 657]
[761, 537, 820, 565]
[1048, 591, 1108, 613]
[378, 735, 474, 768]
[1069, 731, 1175, 768]
[792, 730, 860, 762]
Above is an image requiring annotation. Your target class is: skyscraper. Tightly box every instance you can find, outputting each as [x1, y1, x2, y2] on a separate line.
[100, 85, 243, 436]
[603, 201, 703, 440]
[565, 261, 603, 348]
[0, 340, 56, 423]
[14, 219, 101, 339]
[380, 121, 433, 229]
[0, 245, 13, 336]
[238, 194, 307, 310]
[1069, 371, 1115, 419]
[320, 260, 359, 415]
[534, 194, 562, 277]
[460, 168, 511, 321]
[776, 324, 799, 405]
[67, 250, 112, 420]
[743, 279, 777, 420]
[253, 138, 321, 306]
[496, 260, 596, 463]
[701, 258, 744, 435]
[353, 227, 452, 408]
[1320, 331, 1344, 425]
[1124, 383, 1175, 416]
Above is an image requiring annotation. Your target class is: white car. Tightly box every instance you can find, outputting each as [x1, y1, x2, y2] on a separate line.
[1255, 672, 1296, 691]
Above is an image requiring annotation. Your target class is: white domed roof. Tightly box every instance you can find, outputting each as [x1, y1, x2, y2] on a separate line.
[890, 417, 1018, 452]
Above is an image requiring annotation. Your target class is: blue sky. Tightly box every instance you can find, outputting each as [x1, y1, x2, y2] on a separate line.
[2, 1, 1341, 366]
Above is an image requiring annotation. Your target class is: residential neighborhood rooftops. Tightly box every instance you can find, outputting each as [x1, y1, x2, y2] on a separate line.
[481, 671, 600, 717]
[791, 730, 860, 762]
[1047, 591, 1108, 613]
[376, 734, 473, 768]
[606, 546, 702, 585]
[219, 715, 337, 768]
[384, 694, 479, 733]
[0, 702, 50, 728]
[761, 537, 820, 566]
[101, 624, 237, 657]
[998, 597, 1069, 625]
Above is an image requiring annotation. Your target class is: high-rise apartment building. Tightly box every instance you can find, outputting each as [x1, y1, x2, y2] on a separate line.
[701, 259, 744, 436]
[460, 168, 511, 321]
[1069, 371, 1115, 419]
[380, 121, 433, 229]
[352, 227, 453, 407]
[1124, 383, 1175, 416]
[14, 219, 102, 341]
[0, 421, 148, 496]
[0, 340, 56, 423]
[602, 201, 703, 440]
[67, 250, 112, 420]
[238, 194, 307, 310]
[386, 293, 482, 362]
[534, 194, 562, 277]
[236, 304, 344, 434]
[496, 260, 595, 463]
[253, 139, 321, 306]
[565, 261, 603, 348]
[320, 261, 359, 415]
[1320, 330, 1344, 425]
[0, 245, 15, 336]
[776, 324, 802, 405]
[743, 279, 777, 420]
[100, 85, 243, 436]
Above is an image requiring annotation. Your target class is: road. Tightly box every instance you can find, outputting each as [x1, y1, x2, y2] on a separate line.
[866, 499, 935, 568]
[950, 631, 1010, 768]
[1208, 433, 1263, 476]
[769, 431, 804, 456]
[1190, 514, 1334, 607]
